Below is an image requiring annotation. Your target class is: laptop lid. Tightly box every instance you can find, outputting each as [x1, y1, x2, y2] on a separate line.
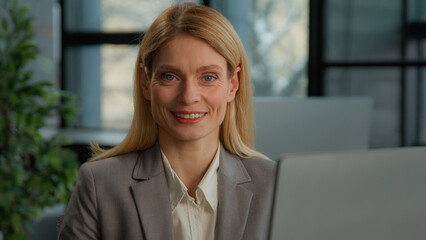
[253, 97, 372, 159]
[269, 147, 426, 240]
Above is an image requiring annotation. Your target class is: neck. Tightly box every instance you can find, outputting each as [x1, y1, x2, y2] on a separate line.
[158, 134, 219, 197]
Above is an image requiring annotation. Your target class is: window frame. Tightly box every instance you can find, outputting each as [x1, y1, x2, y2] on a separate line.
[308, 0, 426, 147]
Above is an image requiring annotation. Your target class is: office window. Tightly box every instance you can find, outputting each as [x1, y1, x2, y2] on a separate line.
[310, 0, 426, 147]
[212, 0, 308, 96]
[406, 0, 426, 145]
[325, 0, 402, 148]
[325, 68, 401, 147]
[64, 44, 138, 129]
[63, 0, 309, 130]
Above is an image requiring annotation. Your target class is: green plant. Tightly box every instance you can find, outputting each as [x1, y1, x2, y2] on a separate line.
[0, 0, 79, 239]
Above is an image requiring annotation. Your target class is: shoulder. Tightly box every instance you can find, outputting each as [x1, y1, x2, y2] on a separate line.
[76, 151, 146, 189]
[219, 146, 277, 182]
[240, 156, 277, 185]
[81, 151, 141, 177]
[241, 156, 276, 173]
[220, 147, 276, 186]
[78, 142, 163, 183]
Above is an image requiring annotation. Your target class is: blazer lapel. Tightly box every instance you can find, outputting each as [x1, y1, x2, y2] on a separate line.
[130, 143, 174, 240]
[215, 147, 253, 240]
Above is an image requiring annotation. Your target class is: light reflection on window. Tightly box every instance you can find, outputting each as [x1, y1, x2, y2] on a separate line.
[247, 0, 308, 96]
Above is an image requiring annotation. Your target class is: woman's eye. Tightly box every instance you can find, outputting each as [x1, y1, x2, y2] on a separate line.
[162, 74, 176, 81]
[202, 75, 216, 82]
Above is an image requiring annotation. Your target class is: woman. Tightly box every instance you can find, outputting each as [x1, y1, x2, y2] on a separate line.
[58, 2, 276, 240]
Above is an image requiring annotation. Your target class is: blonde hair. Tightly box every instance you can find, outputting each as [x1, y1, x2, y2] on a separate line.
[90, 2, 267, 161]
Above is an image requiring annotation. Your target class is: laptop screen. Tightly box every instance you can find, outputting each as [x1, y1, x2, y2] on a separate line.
[269, 147, 426, 240]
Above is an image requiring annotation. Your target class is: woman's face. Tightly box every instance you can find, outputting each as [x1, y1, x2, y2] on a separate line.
[141, 34, 239, 145]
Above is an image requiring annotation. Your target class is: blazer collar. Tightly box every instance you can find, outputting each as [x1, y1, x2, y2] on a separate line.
[130, 142, 254, 240]
[131, 142, 252, 183]
[132, 142, 164, 180]
[215, 145, 253, 240]
[217, 144, 251, 184]
[130, 142, 174, 240]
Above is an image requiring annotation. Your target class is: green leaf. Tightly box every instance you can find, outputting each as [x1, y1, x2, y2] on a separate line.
[0, 39, 6, 52]
[11, 213, 22, 231]
[1, 18, 8, 32]
[11, 231, 27, 240]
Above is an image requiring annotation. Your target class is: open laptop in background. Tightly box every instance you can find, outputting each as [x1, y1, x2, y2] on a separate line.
[253, 97, 372, 160]
[268, 147, 426, 240]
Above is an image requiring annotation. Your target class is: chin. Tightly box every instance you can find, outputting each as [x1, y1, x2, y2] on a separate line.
[172, 130, 212, 142]
[175, 134, 205, 142]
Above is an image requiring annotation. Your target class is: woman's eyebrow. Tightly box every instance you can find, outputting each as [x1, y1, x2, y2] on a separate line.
[154, 64, 183, 74]
[154, 64, 224, 74]
[196, 65, 224, 73]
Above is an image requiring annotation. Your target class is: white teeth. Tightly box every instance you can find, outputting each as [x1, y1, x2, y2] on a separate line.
[175, 113, 205, 119]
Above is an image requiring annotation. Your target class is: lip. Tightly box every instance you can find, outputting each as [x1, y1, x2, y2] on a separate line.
[171, 111, 207, 124]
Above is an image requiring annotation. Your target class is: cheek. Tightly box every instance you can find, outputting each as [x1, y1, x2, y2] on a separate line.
[208, 86, 230, 110]
[149, 87, 172, 120]
[150, 87, 171, 105]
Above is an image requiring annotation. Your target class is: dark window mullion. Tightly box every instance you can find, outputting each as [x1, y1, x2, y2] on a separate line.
[63, 32, 143, 45]
[308, 0, 325, 96]
[401, 0, 408, 146]
[324, 61, 426, 68]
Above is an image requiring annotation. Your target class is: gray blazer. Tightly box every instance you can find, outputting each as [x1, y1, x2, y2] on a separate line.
[58, 143, 276, 240]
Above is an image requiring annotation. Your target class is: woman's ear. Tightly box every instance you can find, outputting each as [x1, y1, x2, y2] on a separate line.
[227, 66, 240, 102]
[139, 64, 151, 100]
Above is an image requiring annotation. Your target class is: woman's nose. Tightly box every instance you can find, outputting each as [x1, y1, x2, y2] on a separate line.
[178, 80, 200, 104]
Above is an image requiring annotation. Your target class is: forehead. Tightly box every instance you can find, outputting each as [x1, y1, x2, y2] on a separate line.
[152, 34, 227, 72]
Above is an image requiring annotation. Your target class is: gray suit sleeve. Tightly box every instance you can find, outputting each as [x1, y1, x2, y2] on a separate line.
[58, 163, 100, 240]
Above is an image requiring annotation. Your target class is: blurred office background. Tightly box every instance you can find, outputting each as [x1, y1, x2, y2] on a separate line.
[21, 0, 426, 160]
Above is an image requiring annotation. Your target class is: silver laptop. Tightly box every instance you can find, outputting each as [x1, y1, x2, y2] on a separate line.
[269, 147, 426, 240]
[253, 97, 372, 160]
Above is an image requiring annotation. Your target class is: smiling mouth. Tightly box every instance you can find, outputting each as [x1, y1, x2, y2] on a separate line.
[172, 112, 207, 119]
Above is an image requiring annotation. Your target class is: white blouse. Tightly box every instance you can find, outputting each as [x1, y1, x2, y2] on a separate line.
[161, 146, 220, 240]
